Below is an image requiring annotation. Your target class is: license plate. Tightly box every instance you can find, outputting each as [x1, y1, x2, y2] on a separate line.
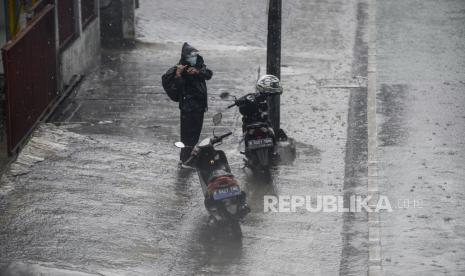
[213, 186, 241, 200]
[248, 138, 273, 149]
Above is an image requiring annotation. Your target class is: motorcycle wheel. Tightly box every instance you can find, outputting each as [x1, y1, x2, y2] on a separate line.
[250, 148, 271, 182]
[255, 148, 270, 167]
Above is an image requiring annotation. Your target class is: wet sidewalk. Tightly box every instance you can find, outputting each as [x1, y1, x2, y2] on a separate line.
[0, 42, 264, 274]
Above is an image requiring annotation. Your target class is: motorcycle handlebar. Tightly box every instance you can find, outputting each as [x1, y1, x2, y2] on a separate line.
[212, 132, 233, 144]
[220, 132, 233, 139]
[227, 103, 236, 109]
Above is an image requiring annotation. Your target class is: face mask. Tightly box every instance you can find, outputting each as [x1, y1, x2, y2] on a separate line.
[186, 55, 198, 66]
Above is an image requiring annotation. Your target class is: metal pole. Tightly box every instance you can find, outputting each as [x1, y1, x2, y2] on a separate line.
[266, 0, 282, 136]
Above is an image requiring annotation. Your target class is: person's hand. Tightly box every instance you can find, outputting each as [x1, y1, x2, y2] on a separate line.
[176, 65, 187, 77]
[187, 67, 199, 75]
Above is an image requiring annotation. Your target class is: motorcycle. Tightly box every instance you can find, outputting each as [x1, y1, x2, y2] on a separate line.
[174, 113, 250, 237]
[227, 92, 277, 177]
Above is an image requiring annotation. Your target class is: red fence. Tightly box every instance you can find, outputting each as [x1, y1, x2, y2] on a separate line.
[31, 0, 55, 17]
[58, 0, 76, 47]
[81, 0, 97, 27]
[1, 5, 57, 154]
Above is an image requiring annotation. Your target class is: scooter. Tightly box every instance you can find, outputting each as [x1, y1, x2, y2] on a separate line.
[227, 92, 277, 177]
[174, 113, 250, 237]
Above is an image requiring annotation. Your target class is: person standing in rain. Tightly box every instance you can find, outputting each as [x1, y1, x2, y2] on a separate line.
[174, 43, 213, 167]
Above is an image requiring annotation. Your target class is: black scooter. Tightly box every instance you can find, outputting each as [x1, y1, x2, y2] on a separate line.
[174, 114, 249, 237]
[228, 92, 277, 177]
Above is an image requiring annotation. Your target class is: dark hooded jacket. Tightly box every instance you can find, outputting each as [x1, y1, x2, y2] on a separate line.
[174, 43, 213, 112]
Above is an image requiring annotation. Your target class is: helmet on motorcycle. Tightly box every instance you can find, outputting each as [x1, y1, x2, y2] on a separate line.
[256, 75, 283, 94]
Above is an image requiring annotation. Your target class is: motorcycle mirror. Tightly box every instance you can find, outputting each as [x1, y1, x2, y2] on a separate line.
[174, 142, 185, 148]
[219, 92, 237, 101]
[213, 113, 223, 126]
[220, 92, 230, 99]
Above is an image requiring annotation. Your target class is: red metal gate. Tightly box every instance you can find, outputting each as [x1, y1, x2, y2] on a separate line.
[2, 5, 57, 154]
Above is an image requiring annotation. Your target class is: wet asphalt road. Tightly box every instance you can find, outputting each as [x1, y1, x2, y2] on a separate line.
[376, 0, 465, 274]
[0, 0, 464, 275]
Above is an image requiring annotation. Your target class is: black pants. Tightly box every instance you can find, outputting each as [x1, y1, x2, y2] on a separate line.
[180, 111, 204, 162]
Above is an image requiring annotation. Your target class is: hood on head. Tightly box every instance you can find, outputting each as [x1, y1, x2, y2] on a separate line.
[181, 42, 199, 59]
[180, 42, 204, 66]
